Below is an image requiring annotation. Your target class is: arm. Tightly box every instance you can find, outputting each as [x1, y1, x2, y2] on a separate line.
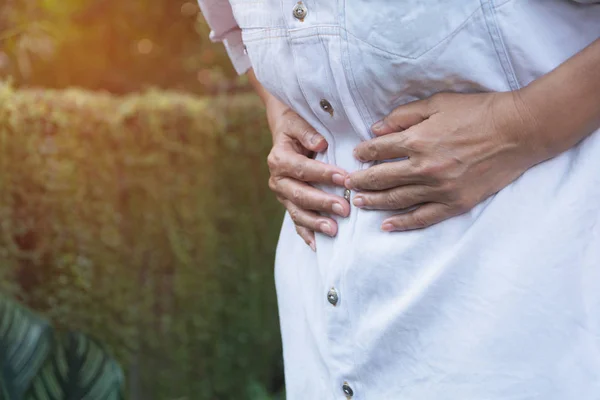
[518, 38, 600, 160]
[248, 67, 351, 247]
[197, 3, 350, 248]
[346, 38, 600, 231]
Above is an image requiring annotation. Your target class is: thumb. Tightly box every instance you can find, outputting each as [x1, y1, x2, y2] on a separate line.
[371, 98, 430, 136]
[286, 115, 328, 152]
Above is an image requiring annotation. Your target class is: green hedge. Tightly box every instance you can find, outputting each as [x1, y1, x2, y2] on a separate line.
[0, 83, 285, 399]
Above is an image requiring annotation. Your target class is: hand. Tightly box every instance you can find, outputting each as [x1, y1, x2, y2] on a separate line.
[347, 91, 543, 231]
[265, 97, 350, 250]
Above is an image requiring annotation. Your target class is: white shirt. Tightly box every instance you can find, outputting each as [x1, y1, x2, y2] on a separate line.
[198, 1, 600, 398]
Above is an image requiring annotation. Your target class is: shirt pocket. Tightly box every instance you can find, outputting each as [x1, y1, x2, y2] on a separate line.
[228, 1, 288, 101]
[343, 0, 483, 59]
[228, 0, 283, 30]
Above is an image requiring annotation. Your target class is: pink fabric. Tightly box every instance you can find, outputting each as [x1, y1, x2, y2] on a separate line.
[197, 0, 251, 75]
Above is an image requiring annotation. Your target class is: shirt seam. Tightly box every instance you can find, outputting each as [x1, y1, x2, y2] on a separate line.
[481, 0, 521, 90]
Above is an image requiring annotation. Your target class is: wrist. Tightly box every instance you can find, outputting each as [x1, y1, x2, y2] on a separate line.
[510, 89, 551, 161]
[492, 90, 549, 168]
[515, 81, 579, 163]
[511, 39, 600, 164]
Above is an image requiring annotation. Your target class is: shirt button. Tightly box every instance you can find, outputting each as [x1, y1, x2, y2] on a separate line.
[342, 382, 354, 398]
[319, 99, 334, 116]
[327, 288, 339, 306]
[344, 189, 351, 202]
[292, 2, 308, 21]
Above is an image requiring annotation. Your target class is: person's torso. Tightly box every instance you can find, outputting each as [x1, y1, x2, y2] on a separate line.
[233, 1, 600, 398]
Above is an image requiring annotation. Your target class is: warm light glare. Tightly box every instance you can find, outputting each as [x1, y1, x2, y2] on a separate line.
[181, 2, 199, 17]
[137, 39, 154, 55]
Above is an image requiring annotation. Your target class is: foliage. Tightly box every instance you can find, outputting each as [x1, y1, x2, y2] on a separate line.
[0, 295, 124, 400]
[0, 0, 244, 94]
[0, 83, 285, 399]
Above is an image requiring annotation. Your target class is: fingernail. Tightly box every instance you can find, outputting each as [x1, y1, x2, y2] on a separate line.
[320, 222, 334, 236]
[372, 120, 385, 132]
[382, 223, 395, 232]
[309, 241, 316, 252]
[332, 203, 345, 216]
[310, 134, 322, 145]
[353, 197, 364, 208]
[344, 177, 352, 189]
[332, 173, 345, 186]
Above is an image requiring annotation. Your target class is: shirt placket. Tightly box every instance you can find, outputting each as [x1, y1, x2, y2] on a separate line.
[285, 0, 364, 398]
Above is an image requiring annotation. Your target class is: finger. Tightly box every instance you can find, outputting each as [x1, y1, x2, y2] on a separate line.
[353, 185, 435, 211]
[347, 161, 425, 191]
[381, 203, 455, 231]
[353, 131, 412, 162]
[271, 177, 350, 217]
[295, 225, 316, 251]
[284, 112, 328, 153]
[371, 98, 430, 136]
[283, 200, 338, 237]
[269, 149, 347, 186]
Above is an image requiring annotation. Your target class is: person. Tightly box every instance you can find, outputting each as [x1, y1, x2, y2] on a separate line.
[197, 0, 600, 398]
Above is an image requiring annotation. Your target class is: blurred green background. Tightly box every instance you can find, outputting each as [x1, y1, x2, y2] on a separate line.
[0, 0, 285, 399]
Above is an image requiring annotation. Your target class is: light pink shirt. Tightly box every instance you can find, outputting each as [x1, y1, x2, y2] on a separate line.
[197, 0, 251, 75]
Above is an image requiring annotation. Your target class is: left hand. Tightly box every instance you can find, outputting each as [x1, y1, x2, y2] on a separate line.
[346, 91, 544, 231]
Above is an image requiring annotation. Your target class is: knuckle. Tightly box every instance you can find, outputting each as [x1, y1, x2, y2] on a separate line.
[440, 179, 460, 197]
[366, 142, 379, 159]
[268, 177, 277, 191]
[419, 161, 444, 179]
[438, 181, 458, 201]
[404, 136, 426, 152]
[293, 161, 306, 181]
[367, 170, 380, 188]
[300, 128, 314, 143]
[320, 168, 330, 182]
[292, 187, 303, 203]
[289, 209, 301, 224]
[453, 193, 473, 213]
[267, 151, 280, 171]
[385, 191, 401, 208]
[411, 213, 429, 229]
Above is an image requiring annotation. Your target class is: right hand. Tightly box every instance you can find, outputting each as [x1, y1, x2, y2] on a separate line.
[265, 97, 350, 251]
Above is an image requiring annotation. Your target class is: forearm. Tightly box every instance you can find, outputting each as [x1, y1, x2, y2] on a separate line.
[247, 68, 292, 141]
[248, 68, 277, 107]
[519, 38, 600, 159]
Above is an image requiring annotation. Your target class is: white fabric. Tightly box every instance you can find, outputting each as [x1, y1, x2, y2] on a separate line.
[197, 0, 251, 74]
[200, 0, 600, 398]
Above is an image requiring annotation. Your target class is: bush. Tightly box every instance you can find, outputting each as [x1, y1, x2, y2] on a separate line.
[0, 83, 285, 399]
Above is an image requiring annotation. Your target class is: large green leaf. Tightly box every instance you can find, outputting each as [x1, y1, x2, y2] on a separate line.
[0, 298, 53, 400]
[0, 297, 124, 400]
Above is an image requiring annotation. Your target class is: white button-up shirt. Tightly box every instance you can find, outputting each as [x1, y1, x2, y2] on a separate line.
[198, 1, 600, 398]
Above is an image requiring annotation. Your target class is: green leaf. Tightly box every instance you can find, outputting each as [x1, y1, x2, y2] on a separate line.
[0, 297, 124, 400]
[0, 297, 53, 400]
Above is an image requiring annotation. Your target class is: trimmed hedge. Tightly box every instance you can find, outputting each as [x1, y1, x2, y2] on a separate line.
[0, 83, 285, 399]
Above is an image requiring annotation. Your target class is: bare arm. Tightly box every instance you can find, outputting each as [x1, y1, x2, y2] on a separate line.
[346, 38, 600, 231]
[247, 69, 271, 106]
[518, 38, 600, 160]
